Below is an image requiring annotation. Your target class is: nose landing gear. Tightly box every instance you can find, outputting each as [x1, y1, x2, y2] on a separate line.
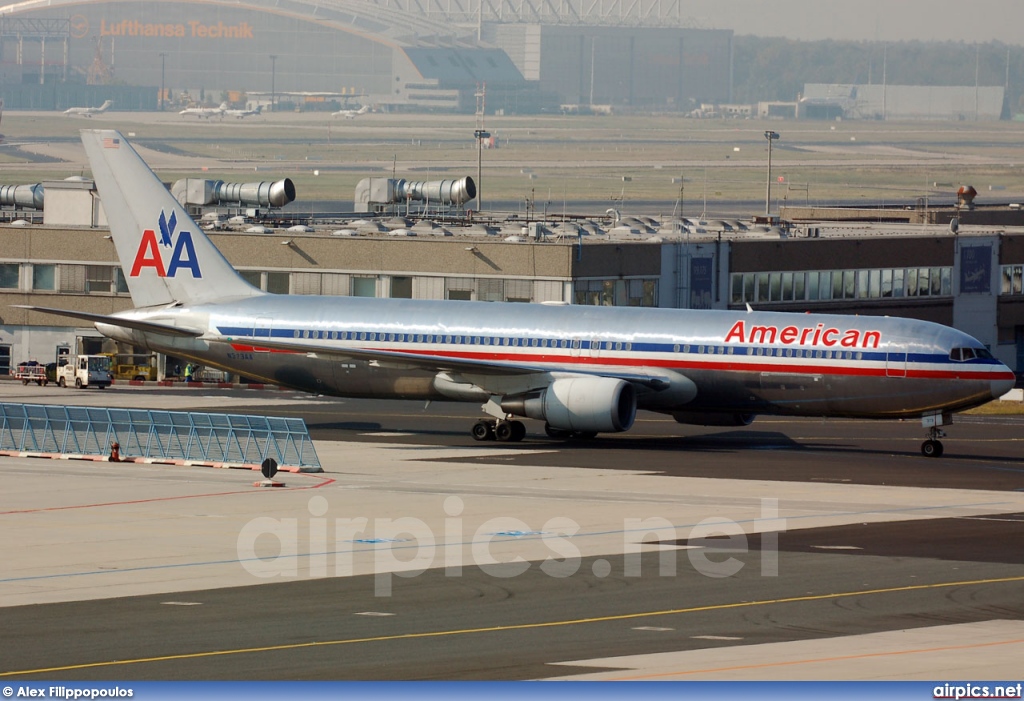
[920, 412, 950, 458]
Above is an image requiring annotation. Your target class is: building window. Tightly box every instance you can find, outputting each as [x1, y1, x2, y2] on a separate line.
[352, 276, 376, 297]
[0, 263, 18, 289]
[505, 279, 532, 303]
[115, 268, 129, 294]
[1001, 265, 1024, 295]
[267, 272, 290, 294]
[391, 276, 413, 299]
[32, 264, 55, 291]
[85, 265, 112, 294]
[729, 265, 954, 306]
[239, 270, 262, 288]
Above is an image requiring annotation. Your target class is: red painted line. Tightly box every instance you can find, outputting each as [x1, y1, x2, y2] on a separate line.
[0, 474, 336, 516]
[382, 347, 1014, 382]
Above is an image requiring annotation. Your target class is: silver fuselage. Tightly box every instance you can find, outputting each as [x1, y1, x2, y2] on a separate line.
[108, 296, 1014, 419]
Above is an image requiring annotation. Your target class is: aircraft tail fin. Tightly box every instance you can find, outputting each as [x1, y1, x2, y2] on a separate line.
[81, 129, 263, 308]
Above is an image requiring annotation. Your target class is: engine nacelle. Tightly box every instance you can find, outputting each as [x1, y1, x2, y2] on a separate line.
[502, 377, 637, 433]
[672, 411, 755, 427]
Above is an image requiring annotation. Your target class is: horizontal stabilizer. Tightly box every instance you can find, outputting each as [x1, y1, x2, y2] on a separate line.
[13, 305, 204, 337]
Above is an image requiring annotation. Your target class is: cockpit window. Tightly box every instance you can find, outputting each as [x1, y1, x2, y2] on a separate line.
[950, 346, 993, 362]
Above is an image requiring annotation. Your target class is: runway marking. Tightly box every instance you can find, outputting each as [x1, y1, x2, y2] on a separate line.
[603, 636, 1024, 680]
[633, 627, 674, 632]
[691, 635, 742, 641]
[3, 574, 1023, 677]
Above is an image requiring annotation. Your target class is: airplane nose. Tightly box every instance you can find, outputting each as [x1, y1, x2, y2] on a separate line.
[991, 370, 1016, 399]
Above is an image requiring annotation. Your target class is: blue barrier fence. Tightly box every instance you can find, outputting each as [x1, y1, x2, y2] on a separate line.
[0, 403, 322, 472]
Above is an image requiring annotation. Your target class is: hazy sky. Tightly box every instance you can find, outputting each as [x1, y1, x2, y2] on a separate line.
[687, 1, 1023, 44]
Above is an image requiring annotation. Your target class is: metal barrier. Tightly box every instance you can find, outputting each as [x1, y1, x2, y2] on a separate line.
[0, 403, 322, 472]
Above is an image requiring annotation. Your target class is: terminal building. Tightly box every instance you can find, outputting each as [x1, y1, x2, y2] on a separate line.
[2, 176, 1024, 382]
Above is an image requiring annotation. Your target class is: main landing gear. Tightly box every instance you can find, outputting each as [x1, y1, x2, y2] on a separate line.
[472, 418, 526, 442]
[920, 412, 949, 458]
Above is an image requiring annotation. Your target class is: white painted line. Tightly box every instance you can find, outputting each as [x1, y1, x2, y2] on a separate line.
[355, 611, 395, 617]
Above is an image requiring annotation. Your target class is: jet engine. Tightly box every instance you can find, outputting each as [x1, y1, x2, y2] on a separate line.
[672, 411, 755, 427]
[501, 377, 636, 433]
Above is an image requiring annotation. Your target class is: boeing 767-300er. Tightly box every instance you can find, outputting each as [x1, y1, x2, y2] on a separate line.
[18, 130, 1016, 457]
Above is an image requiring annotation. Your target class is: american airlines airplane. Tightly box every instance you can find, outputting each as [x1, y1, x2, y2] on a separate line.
[63, 99, 113, 117]
[21, 130, 1017, 458]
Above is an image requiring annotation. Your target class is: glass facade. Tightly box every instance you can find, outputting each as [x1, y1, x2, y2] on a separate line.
[731, 266, 953, 305]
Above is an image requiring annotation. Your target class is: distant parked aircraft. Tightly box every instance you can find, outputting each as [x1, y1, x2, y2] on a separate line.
[332, 105, 370, 119]
[224, 105, 263, 119]
[64, 100, 113, 117]
[179, 102, 229, 119]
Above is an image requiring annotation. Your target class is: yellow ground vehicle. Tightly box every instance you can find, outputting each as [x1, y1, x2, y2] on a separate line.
[101, 353, 158, 382]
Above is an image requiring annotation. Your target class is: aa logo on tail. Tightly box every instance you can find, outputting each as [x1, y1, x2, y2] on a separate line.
[130, 210, 202, 278]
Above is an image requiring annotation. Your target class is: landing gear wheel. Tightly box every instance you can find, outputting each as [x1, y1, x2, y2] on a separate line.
[510, 421, 527, 442]
[494, 420, 527, 442]
[921, 439, 944, 458]
[472, 420, 495, 441]
[544, 423, 573, 440]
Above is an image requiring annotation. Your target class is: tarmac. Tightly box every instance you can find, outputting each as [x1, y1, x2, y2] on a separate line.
[1, 385, 1023, 679]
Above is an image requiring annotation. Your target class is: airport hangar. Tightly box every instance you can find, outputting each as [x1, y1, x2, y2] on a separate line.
[2, 176, 1024, 381]
[0, 0, 733, 112]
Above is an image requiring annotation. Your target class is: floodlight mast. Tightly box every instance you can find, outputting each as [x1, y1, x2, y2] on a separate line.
[765, 130, 780, 218]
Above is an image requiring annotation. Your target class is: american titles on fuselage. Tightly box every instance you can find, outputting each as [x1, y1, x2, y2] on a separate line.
[724, 320, 881, 349]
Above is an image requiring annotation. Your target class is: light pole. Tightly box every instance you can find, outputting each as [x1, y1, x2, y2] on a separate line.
[158, 53, 166, 111]
[474, 129, 490, 212]
[269, 54, 277, 112]
[764, 130, 779, 218]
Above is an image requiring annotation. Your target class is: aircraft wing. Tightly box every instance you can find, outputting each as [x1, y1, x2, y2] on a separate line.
[13, 305, 204, 337]
[217, 334, 678, 389]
